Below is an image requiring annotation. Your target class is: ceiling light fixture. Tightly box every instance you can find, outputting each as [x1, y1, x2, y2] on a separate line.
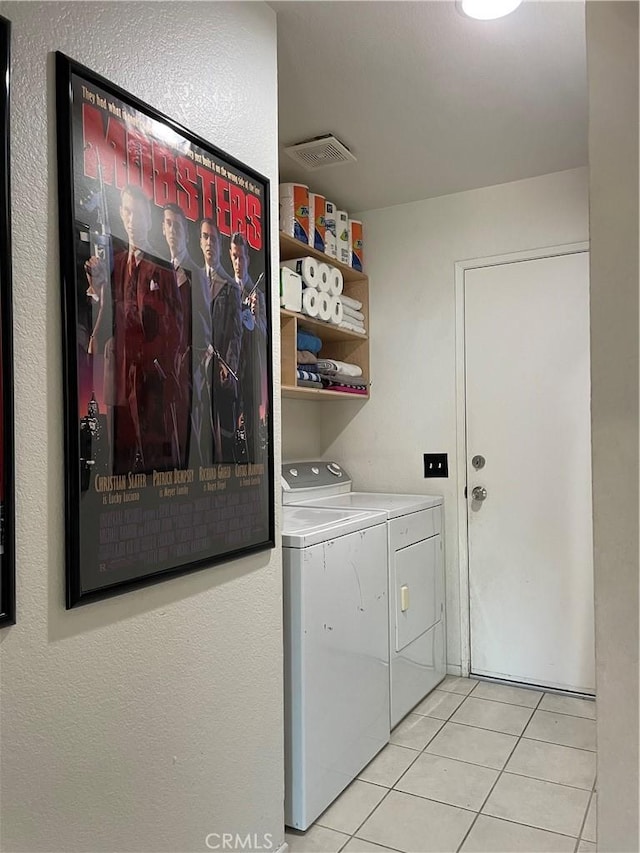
[458, 0, 522, 20]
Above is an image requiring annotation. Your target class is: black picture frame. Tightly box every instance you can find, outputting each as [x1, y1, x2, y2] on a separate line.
[56, 53, 275, 608]
[0, 17, 15, 627]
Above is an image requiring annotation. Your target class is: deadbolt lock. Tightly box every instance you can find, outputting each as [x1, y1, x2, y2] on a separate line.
[472, 455, 486, 470]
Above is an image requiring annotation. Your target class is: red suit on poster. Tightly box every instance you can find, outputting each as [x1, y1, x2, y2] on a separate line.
[86, 185, 185, 474]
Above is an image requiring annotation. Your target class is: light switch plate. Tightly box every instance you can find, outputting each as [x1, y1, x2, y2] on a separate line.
[423, 453, 448, 478]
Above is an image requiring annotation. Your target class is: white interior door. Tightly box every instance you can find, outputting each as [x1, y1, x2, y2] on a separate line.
[465, 252, 595, 694]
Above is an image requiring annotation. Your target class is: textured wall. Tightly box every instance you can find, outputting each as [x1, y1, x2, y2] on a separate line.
[281, 399, 322, 462]
[0, 3, 283, 852]
[315, 167, 589, 669]
[586, 3, 639, 850]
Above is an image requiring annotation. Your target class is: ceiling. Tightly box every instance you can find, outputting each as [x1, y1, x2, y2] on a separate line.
[273, 0, 588, 212]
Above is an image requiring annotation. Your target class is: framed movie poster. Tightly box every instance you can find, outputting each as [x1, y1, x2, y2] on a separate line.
[56, 53, 274, 608]
[0, 17, 15, 626]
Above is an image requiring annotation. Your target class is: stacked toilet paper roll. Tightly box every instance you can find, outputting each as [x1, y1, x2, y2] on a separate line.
[302, 288, 320, 317]
[301, 288, 332, 321]
[281, 257, 319, 289]
[327, 266, 343, 297]
[329, 295, 344, 325]
[300, 289, 343, 323]
[281, 258, 345, 325]
[317, 292, 332, 321]
[316, 263, 331, 293]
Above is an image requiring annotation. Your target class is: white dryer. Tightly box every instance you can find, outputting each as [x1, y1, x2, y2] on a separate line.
[283, 462, 446, 729]
[282, 501, 389, 830]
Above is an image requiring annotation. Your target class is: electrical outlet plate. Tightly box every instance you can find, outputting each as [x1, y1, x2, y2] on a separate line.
[423, 453, 448, 478]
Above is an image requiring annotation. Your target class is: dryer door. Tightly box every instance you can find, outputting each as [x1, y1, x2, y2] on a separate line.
[394, 536, 438, 651]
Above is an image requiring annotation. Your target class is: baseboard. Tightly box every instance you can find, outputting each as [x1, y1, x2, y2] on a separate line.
[446, 663, 462, 676]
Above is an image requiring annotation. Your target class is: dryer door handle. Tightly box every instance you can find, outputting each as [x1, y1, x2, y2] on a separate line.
[400, 585, 410, 612]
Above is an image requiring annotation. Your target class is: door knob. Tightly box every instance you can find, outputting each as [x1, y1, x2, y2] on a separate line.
[472, 486, 487, 501]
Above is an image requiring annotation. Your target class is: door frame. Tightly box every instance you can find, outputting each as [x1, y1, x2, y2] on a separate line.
[453, 241, 590, 678]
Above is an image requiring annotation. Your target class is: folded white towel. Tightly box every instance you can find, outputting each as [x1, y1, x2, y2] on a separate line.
[340, 294, 363, 311]
[339, 320, 367, 335]
[342, 305, 365, 322]
[317, 360, 363, 377]
[341, 315, 365, 329]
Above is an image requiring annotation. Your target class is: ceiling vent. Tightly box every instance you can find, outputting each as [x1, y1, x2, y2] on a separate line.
[283, 134, 356, 171]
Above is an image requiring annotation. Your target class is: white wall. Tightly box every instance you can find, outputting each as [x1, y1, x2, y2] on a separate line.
[586, 3, 639, 849]
[282, 398, 322, 462]
[314, 167, 589, 669]
[0, 3, 283, 852]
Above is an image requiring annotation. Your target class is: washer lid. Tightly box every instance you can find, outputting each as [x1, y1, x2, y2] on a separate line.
[297, 491, 443, 518]
[282, 505, 386, 548]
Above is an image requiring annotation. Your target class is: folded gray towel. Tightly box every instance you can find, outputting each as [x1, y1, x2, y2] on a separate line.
[297, 349, 318, 364]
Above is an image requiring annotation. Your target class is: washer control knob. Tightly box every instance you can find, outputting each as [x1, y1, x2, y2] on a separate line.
[289, 468, 298, 477]
[327, 463, 343, 477]
[311, 466, 320, 474]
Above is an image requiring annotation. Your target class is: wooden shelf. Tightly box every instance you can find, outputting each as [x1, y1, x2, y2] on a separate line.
[280, 309, 368, 343]
[282, 384, 369, 400]
[278, 230, 370, 401]
[279, 232, 366, 283]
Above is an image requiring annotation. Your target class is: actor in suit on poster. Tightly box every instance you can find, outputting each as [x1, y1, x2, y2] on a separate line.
[229, 231, 267, 461]
[199, 218, 242, 463]
[161, 203, 214, 466]
[86, 184, 185, 474]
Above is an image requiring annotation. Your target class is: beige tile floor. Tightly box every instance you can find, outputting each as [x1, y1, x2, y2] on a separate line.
[285, 677, 597, 853]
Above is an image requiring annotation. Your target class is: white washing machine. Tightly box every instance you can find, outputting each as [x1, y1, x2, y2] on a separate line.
[282, 501, 389, 830]
[283, 462, 446, 728]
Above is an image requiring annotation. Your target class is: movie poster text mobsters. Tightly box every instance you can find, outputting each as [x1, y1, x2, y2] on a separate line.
[56, 54, 274, 607]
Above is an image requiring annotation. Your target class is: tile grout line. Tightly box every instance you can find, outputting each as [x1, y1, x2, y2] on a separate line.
[573, 829, 581, 852]
[452, 680, 494, 851]
[421, 716, 597, 753]
[349, 722, 442, 847]
[359, 783, 590, 845]
[311, 680, 597, 853]
[449, 693, 597, 724]
[576, 788, 596, 851]
[480, 767, 595, 793]
[318, 717, 438, 850]
[400, 691, 596, 788]
[454, 684, 545, 852]
[454, 693, 545, 710]
[413, 747, 515, 773]
[335, 784, 395, 848]
[455, 811, 590, 843]
[520, 734, 596, 753]
[468, 683, 596, 718]
[530, 707, 597, 722]
[349, 687, 483, 849]
[538, 708, 596, 723]
[382, 772, 596, 834]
